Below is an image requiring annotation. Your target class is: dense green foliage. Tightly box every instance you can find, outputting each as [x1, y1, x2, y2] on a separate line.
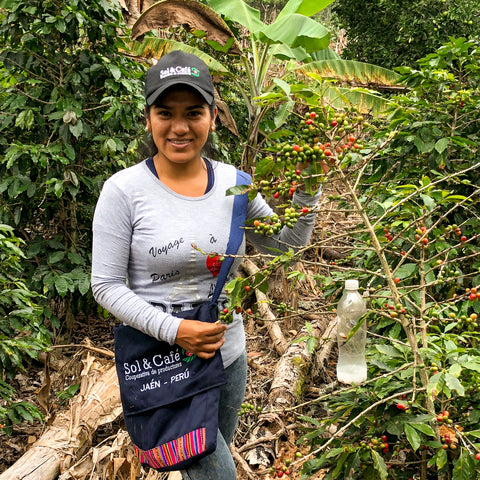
[304, 37, 479, 480]
[1, 5, 479, 478]
[223, 37, 480, 480]
[332, 0, 480, 69]
[0, 225, 48, 433]
[0, 0, 145, 329]
[246, 37, 480, 480]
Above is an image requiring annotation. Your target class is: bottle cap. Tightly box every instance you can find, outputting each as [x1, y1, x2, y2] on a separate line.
[345, 279, 359, 290]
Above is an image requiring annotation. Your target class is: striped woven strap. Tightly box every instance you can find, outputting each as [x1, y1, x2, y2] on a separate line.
[134, 427, 207, 469]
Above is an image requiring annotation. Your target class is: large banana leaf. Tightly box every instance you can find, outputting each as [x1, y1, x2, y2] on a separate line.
[321, 86, 394, 115]
[131, 0, 241, 54]
[208, 0, 330, 54]
[270, 44, 310, 62]
[297, 60, 401, 87]
[310, 48, 341, 61]
[277, 0, 336, 20]
[207, 0, 264, 36]
[260, 14, 330, 53]
[128, 37, 231, 76]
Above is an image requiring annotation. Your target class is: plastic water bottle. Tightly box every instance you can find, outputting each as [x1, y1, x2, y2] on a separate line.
[336, 279, 367, 384]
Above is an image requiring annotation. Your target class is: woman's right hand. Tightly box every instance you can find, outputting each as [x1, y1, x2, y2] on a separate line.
[175, 319, 228, 359]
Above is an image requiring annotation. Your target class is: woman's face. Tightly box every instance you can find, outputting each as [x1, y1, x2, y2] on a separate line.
[145, 87, 217, 167]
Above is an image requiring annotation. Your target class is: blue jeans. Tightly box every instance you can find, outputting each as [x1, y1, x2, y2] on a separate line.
[181, 350, 247, 480]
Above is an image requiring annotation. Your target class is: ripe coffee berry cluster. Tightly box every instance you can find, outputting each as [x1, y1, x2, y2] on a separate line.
[414, 226, 429, 246]
[396, 402, 411, 413]
[437, 410, 452, 424]
[248, 107, 369, 242]
[384, 226, 394, 242]
[252, 206, 310, 236]
[367, 435, 390, 454]
[258, 169, 301, 198]
[442, 223, 472, 244]
[466, 286, 480, 302]
[274, 110, 365, 170]
[269, 460, 292, 478]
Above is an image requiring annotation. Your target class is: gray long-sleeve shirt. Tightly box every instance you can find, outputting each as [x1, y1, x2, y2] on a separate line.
[91, 159, 320, 367]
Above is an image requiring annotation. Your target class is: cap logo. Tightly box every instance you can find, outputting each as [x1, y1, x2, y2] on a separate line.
[159, 65, 201, 80]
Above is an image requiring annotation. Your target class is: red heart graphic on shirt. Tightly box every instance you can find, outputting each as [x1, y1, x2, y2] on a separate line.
[206, 253, 224, 277]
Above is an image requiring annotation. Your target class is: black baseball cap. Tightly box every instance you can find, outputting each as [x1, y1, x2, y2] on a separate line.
[145, 50, 215, 106]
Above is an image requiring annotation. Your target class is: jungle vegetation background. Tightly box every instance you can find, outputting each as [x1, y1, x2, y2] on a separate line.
[1, 0, 480, 479]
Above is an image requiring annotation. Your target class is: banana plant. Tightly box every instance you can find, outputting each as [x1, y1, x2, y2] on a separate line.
[130, 0, 400, 168]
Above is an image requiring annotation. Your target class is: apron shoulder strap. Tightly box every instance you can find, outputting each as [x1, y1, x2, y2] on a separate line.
[211, 169, 251, 304]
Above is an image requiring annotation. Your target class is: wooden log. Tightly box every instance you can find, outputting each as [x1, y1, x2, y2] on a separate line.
[0, 354, 122, 480]
[244, 321, 322, 469]
[241, 258, 288, 356]
[268, 322, 322, 409]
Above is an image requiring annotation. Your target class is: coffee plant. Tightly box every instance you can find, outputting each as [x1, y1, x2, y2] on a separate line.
[0, 0, 145, 335]
[0, 224, 49, 434]
[226, 37, 480, 479]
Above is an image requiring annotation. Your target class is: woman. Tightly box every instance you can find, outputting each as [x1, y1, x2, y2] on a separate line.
[91, 50, 321, 480]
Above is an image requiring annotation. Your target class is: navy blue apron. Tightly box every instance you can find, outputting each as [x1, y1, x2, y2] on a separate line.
[114, 170, 250, 471]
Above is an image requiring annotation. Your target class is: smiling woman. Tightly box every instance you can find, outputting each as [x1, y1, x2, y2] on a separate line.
[145, 88, 216, 196]
[91, 50, 322, 480]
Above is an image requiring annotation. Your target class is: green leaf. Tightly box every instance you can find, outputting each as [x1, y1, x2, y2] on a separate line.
[427, 372, 445, 397]
[54, 276, 71, 297]
[345, 313, 368, 341]
[16, 404, 33, 423]
[420, 193, 436, 211]
[270, 44, 310, 62]
[371, 450, 388, 480]
[0, 0, 16, 8]
[443, 194, 468, 203]
[394, 263, 417, 279]
[15, 110, 34, 130]
[48, 251, 65, 264]
[261, 14, 330, 53]
[306, 336, 316, 354]
[444, 373, 465, 396]
[208, 0, 264, 35]
[375, 344, 404, 358]
[274, 99, 294, 128]
[431, 448, 448, 469]
[295, 59, 401, 88]
[404, 423, 421, 451]
[461, 360, 480, 373]
[69, 120, 83, 139]
[435, 137, 449, 154]
[58, 19, 67, 33]
[254, 156, 275, 178]
[205, 36, 236, 53]
[330, 452, 348, 478]
[452, 448, 475, 480]
[410, 423, 435, 437]
[225, 185, 251, 196]
[277, 0, 335, 19]
[104, 138, 117, 154]
[107, 64, 122, 80]
[78, 275, 91, 296]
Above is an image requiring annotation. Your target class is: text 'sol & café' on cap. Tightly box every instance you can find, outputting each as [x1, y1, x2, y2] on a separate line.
[145, 50, 214, 106]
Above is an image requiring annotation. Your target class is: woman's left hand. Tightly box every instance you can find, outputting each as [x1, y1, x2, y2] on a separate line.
[175, 319, 227, 359]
